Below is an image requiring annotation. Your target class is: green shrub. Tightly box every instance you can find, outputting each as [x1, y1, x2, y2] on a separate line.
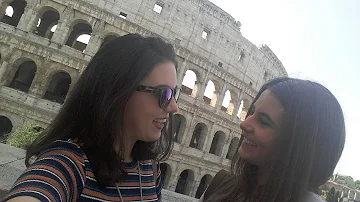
[6, 122, 44, 149]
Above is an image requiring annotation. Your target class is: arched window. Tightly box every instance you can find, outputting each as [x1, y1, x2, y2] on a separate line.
[35, 8, 60, 40]
[44, 72, 71, 103]
[175, 169, 194, 196]
[160, 163, 171, 189]
[195, 174, 212, 198]
[1, 0, 27, 27]
[203, 80, 217, 106]
[173, 114, 186, 143]
[189, 123, 207, 150]
[209, 131, 226, 156]
[237, 99, 250, 121]
[226, 137, 240, 159]
[0, 116, 13, 140]
[9, 60, 37, 92]
[222, 90, 235, 115]
[65, 22, 92, 52]
[181, 70, 197, 97]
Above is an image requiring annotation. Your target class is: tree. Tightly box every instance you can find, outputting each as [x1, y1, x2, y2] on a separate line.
[5, 121, 44, 149]
[355, 180, 360, 190]
[335, 175, 357, 189]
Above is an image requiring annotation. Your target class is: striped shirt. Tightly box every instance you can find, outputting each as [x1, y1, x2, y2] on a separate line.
[4, 140, 162, 202]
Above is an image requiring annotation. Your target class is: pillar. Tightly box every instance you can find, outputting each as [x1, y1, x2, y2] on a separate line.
[195, 71, 209, 101]
[166, 162, 181, 192]
[0, 60, 9, 84]
[51, 7, 72, 45]
[215, 82, 227, 112]
[189, 174, 202, 197]
[17, 7, 37, 32]
[203, 123, 216, 153]
[232, 90, 244, 122]
[177, 59, 187, 87]
[221, 131, 233, 159]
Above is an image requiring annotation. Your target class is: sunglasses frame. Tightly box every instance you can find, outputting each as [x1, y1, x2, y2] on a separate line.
[137, 85, 181, 109]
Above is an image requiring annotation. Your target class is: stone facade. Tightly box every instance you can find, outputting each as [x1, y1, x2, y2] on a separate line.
[0, 0, 287, 199]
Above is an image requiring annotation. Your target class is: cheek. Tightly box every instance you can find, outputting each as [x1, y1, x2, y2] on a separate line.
[258, 132, 277, 153]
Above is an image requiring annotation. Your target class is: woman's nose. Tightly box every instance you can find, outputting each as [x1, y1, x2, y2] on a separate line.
[240, 115, 254, 133]
[165, 97, 178, 113]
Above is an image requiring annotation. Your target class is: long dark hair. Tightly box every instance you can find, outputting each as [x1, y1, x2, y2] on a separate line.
[207, 77, 345, 201]
[25, 34, 177, 186]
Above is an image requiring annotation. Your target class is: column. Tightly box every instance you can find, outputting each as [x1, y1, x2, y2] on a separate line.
[232, 90, 244, 122]
[17, 7, 37, 32]
[221, 131, 233, 159]
[182, 115, 197, 146]
[0, 6, 5, 21]
[84, 20, 104, 55]
[51, 7, 72, 45]
[189, 174, 202, 197]
[166, 162, 181, 192]
[0, 60, 9, 84]
[203, 123, 216, 153]
[177, 59, 187, 87]
[215, 82, 227, 113]
[195, 71, 209, 101]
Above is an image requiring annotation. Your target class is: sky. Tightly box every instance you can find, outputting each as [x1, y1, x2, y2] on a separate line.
[205, 0, 360, 180]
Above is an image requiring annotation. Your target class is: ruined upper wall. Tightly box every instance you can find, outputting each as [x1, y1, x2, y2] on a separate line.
[83, 0, 287, 90]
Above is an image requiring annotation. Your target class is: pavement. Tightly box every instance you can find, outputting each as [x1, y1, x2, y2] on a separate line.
[0, 143, 26, 199]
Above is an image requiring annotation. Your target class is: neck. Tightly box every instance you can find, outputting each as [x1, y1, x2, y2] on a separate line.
[114, 136, 136, 163]
[257, 166, 270, 187]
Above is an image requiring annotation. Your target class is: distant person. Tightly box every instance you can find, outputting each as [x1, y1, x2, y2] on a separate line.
[200, 77, 345, 202]
[3, 34, 180, 202]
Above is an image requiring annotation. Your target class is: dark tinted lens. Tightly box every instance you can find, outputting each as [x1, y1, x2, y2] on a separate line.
[160, 88, 172, 108]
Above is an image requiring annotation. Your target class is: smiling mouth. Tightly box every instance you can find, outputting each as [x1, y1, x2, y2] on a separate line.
[244, 137, 257, 147]
[153, 118, 167, 130]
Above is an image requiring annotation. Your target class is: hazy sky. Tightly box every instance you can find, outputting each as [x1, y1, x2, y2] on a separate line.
[207, 0, 360, 180]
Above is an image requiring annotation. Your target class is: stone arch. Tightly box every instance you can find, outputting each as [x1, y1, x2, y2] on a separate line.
[173, 114, 186, 143]
[160, 163, 171, 189]
[100, 33, 120, 47]
[181, 70, 198, 98]
[35, 6, 60, 40]
[9, 59, 36, 92]
[195, 174, 212, 199]
[209, 131, 226, 156]
[237, 98, 251, 121]
[0, 0, 27, 27]
[175, 169, 194, 196]
[43, 71, 71, 103]
[189, 123, 207, 150]
[222, 90, 233, 114]
[226, 137, 240, 159]
[0, 115, 13, 141]
[65, 20, 93, 52]
[203, 79, 218, 107]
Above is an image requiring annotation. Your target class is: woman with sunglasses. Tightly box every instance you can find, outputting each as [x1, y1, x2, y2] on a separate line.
[200, 77, 345, 202]
[4, 34, 179, 202]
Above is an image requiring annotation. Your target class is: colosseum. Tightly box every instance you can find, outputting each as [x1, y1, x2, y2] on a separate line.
[0, 0, 287, 200]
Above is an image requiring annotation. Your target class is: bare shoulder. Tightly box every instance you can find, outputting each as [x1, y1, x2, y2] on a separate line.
[5, 196, 41, 202]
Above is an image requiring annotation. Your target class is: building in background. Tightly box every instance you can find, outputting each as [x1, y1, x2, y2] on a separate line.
[0, 0, 287, 198]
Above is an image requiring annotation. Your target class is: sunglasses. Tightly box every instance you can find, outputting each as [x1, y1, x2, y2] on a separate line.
[137, 85, 181, 109]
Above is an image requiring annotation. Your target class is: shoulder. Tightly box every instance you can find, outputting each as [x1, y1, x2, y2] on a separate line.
[4, 140, 87, 202]
[304, 192, 324, 202]
[37, 139, 86, 161]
